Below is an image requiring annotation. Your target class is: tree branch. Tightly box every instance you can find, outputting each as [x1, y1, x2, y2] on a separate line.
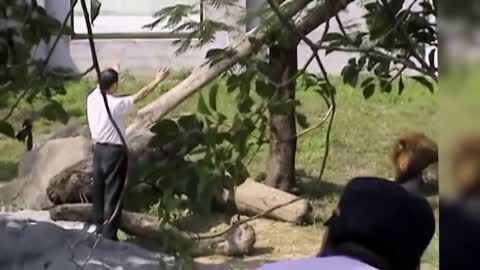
[47, 65, 95, 80]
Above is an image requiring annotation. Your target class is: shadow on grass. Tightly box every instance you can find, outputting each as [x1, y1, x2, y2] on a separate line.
[0, 160, 18, 183]
[294, 169, 344, 199]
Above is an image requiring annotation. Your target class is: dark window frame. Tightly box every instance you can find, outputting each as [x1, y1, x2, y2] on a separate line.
[70, 0, 204, 40]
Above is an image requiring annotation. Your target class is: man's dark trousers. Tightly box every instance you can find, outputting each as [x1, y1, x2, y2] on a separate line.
[92, 142, 127, 240]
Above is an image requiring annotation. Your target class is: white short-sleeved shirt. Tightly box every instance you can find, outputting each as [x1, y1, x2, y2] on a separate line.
[86, 87, 134, 145]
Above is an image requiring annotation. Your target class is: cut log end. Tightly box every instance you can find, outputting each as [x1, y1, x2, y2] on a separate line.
[198, 223, 256, 257]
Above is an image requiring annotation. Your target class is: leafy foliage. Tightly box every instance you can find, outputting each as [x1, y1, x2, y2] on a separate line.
[0, 121, 15, 138]
[0, 0, 76, 136]
[322, 0, 437, 95]
[144, 3, 234, 55]
[145, 65, 279, 220]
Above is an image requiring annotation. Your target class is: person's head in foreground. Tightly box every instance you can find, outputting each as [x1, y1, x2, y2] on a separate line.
[257, 177, 436, 270]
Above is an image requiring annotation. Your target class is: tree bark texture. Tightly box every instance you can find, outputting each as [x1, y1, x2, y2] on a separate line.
[265, 44, 298, 191]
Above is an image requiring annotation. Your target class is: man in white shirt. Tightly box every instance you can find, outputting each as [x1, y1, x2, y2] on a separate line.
[86, 65, 169, 240]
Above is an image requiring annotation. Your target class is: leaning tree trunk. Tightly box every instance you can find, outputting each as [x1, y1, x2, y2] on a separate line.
[265, 44, 298, 191]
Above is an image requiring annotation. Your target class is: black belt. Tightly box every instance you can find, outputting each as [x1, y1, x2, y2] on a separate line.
[95, 142, 124, 148]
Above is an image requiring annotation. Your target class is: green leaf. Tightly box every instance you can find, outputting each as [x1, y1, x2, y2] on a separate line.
[325, 41, 344, 55]
[358, 55, 367, 68]
[40, 100, 69, 124]
[322, 32, 345, 42]
[347, 57, 357, 66]
[379, 77, 392, 93]
[0, 121, 15, 138]
[239, 71, 254, 96]
[388, 0, 405, 15]
[91, 0, 102, 24]
[428, 49, 436, 69]
[411, 76, 434, 93]
[257, 60, 278, 79]
[361, 77, 375, 88]
[177, 114, 202, 132]
[206, 48, 225, 59]
[255, 79, 274, 98]
[296, 112, 310, 129]
[363, 83, 376, 99]
[149, 119, 181, 146]
[197, 94, 211, 115]
[205, 49, 227, 66]
[151, 119, 179, 136]
[302, 73, 318, 89]
[398, 76, 405, 94]
[16, 128, 29, 142]
[208, 84, 218, 112]
[238, 96, 254, 113]
[226, 74, 240, 93]
[341, 65, 360, 88]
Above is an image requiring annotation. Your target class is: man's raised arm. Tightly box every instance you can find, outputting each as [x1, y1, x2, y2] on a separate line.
[132, 67, 170, 103]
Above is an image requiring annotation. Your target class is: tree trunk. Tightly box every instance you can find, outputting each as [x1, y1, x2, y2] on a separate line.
[265, 44, 298, 191]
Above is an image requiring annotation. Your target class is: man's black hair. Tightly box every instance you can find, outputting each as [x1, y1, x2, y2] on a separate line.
[99, 68, 119, 92]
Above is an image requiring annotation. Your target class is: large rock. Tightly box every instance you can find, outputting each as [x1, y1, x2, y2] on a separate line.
[0, 210, 178, 270]
[0, 136, 93, 210]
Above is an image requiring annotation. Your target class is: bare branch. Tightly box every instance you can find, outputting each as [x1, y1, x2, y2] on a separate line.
[48, 65, 95, 79]
[2, 90, 31, 121]
[257, 51, 315, 88]
[0, 81, 12, 90]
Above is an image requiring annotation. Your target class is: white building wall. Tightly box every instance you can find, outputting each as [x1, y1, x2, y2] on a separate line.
[43, 0, 429, 77]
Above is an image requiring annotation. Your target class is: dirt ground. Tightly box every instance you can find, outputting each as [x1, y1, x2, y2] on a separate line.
[192, 217, 324, 270]
[188, 215, 437, 270]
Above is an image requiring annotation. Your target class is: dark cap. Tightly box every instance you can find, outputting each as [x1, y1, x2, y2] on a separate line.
[325, 177, 436, 269]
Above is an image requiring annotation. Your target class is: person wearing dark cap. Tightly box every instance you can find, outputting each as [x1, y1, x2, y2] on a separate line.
[257, 177, 436, 270]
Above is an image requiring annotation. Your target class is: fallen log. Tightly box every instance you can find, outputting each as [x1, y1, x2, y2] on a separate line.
[47, 168, 311, 224]
[49, 203, 256, 257]
[218, 178, 311, 224]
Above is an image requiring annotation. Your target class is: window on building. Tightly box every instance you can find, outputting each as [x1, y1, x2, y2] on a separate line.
[72, 0, 201, 37]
